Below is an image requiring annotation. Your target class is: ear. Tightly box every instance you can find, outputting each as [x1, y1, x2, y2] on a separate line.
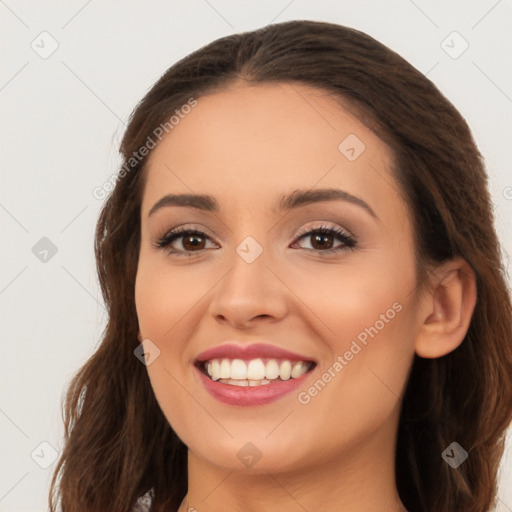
[137, 330, 143, 343]
[414, 258, 477, 358]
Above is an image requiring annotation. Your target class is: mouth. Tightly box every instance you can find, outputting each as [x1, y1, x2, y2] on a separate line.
[195, 357, 317, 387]
[193, 343, 317, 406]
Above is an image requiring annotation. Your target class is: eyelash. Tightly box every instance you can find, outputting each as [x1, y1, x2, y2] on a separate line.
[153, 224, 357, 257]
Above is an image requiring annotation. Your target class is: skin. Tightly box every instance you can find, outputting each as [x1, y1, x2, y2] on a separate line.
[134, 81, 477, 512]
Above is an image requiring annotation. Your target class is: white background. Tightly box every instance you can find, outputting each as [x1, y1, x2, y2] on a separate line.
[1, 1, 511, 511]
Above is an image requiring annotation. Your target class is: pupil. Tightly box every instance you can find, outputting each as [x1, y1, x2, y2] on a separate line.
[312, 234, 332, 250]
[184, 235, 204, 250]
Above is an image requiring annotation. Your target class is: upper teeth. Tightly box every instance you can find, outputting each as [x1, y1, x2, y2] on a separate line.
[205, 358, 310, 381]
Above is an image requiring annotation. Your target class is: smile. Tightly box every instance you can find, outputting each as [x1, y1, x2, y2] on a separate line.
[193, 343, 317, 406]
[201, 357, 314, 386]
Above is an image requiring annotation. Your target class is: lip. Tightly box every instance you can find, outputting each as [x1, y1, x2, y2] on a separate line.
[195, 366, 313, 406]
[195, 343, 316, 363]
[194, 343, 316, 406]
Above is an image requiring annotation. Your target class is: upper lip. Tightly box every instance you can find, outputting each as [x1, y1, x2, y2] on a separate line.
[195, 343, 316, 363]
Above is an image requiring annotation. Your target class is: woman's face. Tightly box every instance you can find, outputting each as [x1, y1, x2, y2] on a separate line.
[135, 82, 420, 474]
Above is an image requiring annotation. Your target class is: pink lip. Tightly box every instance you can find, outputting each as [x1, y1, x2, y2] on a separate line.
[193, 343, 316, 406]
[195, 366, 312, 406]
[195, 343, 315, 363]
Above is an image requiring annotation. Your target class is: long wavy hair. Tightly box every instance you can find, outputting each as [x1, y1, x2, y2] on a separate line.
[49, 20, 512, 512]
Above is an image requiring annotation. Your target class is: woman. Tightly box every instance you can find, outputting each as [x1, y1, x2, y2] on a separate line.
[49, 20, 512, 512]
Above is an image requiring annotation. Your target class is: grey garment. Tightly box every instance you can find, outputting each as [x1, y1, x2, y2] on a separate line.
[132, 489, 153, 512]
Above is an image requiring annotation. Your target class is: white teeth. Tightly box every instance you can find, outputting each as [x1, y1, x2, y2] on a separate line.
[205, 357, 312, 383]
[219, 359, 231, 379]
[231, 359, 247, 379]
[265, 359, 280, 379]
[218, 378, 272, 386]
[211, 359, 220, 380]
[291, 361, 308, 379]
[226, 378, 248, 387]
[279, 360, 292, 380]
[247, 359, 266, 380]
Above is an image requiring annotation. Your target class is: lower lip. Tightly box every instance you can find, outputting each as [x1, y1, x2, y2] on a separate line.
[196, 366, 311, 406]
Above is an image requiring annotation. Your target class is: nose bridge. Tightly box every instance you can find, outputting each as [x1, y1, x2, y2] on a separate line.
[222, 232, 271, 298]
[207, 230, 287, 325]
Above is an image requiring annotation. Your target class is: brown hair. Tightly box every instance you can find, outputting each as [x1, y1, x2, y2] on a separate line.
[49, 20, 512, 512]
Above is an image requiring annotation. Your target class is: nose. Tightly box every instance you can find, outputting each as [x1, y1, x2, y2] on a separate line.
[207, 243, 288, 330]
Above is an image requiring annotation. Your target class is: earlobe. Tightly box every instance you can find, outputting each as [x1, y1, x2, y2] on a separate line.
[415, 258, 477, 359]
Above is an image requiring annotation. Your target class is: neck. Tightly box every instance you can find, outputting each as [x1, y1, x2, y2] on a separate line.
[178, 406, 406, 512]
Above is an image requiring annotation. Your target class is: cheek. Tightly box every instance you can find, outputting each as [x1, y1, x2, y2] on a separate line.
[289, 246, 415, 352]
[134, 257, 204, 440]
[290, 251, 416, 418]
[134, 254, 205, 340]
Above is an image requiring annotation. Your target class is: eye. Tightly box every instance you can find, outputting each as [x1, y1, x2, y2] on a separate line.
[291, 224, 356, 254]
[153, 223, 357, 257]
[153, 226, 217, 257]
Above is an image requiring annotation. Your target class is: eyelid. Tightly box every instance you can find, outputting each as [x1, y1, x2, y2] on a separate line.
[293, 221, 355, 239]
[154, 223, 214, 242]
[155, 220, 352, 239]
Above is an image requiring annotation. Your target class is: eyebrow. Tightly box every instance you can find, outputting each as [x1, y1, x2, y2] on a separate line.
[148, 188, 378, 220]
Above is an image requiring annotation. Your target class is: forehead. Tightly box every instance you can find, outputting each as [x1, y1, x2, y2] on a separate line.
[141, 82, 402, 222]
